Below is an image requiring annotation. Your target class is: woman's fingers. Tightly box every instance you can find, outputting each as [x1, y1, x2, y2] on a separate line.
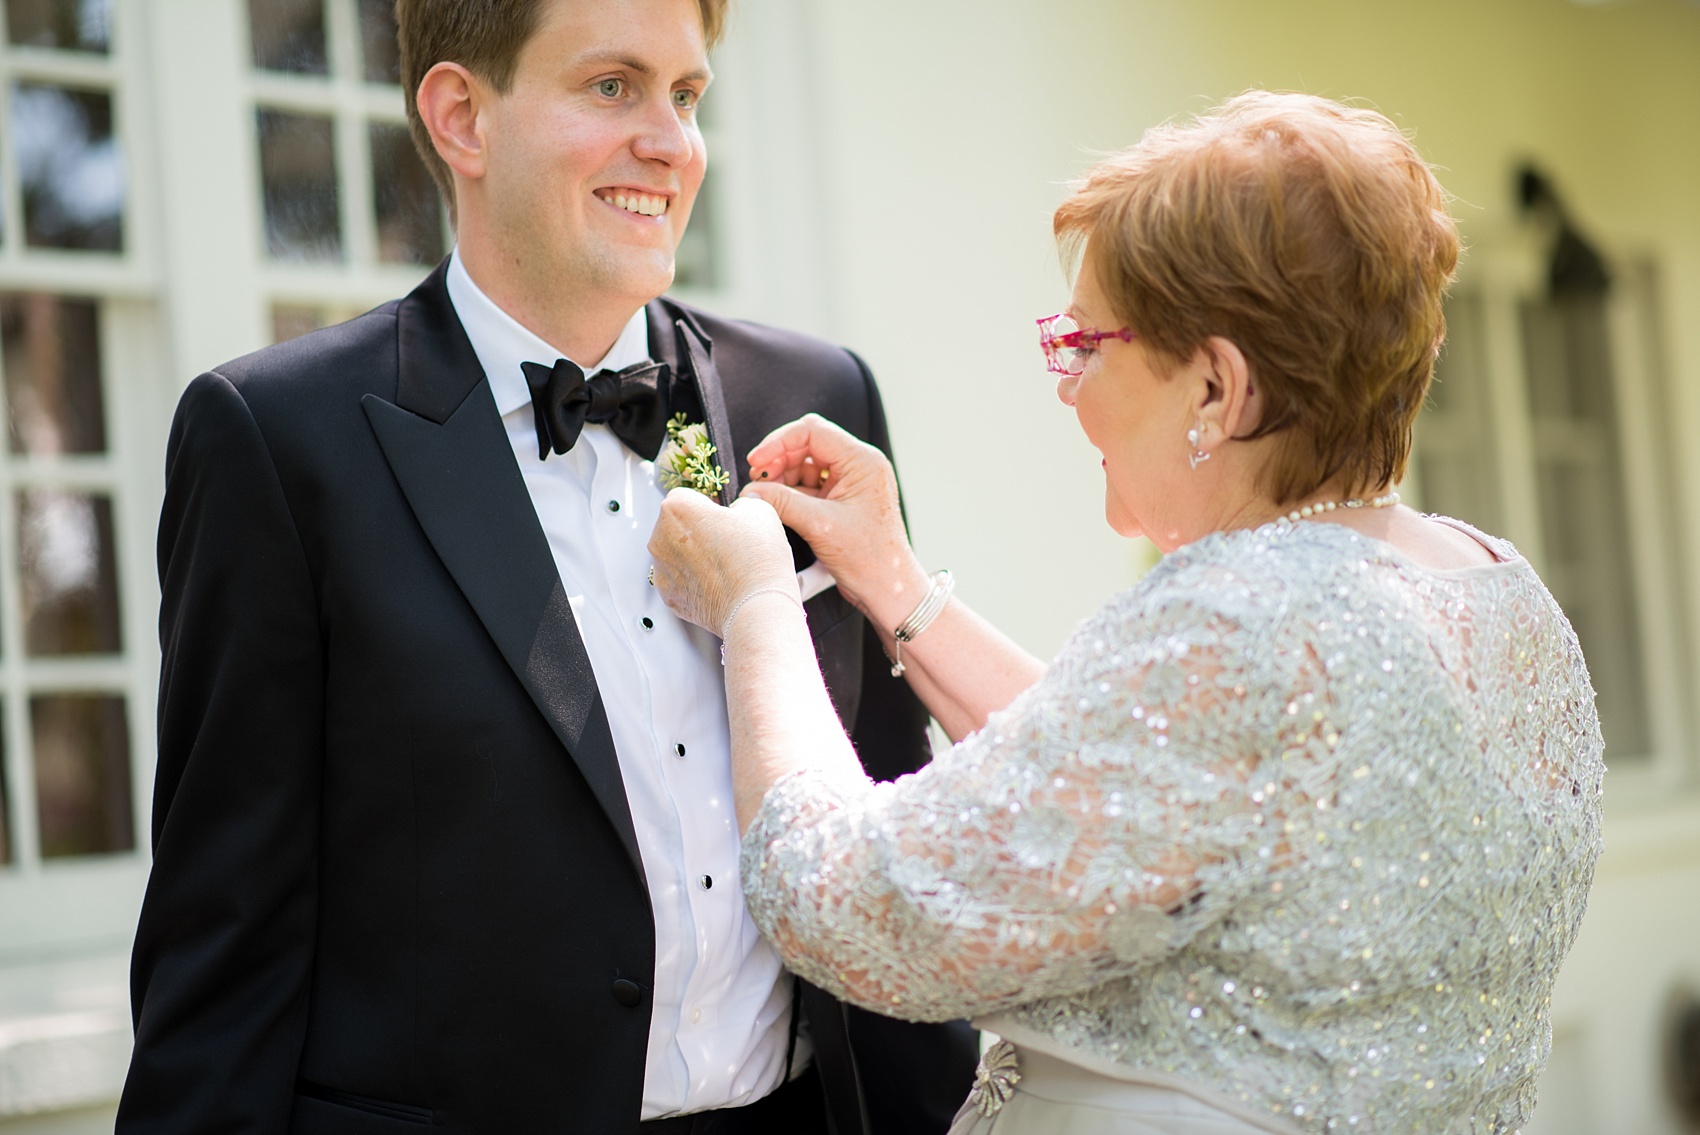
[741, 480, 831, 542]
[747, 413, 879, 485]
[799, 456, 824, 493]
[738, 414, 912, 622]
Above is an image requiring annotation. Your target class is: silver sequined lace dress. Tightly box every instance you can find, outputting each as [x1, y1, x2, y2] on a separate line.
[741, 519, 1604, 1134]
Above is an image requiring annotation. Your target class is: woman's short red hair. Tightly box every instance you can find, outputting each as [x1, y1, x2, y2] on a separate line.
[1054, 91, 1461, 504]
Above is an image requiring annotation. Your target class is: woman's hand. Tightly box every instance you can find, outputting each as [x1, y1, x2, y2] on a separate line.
[648, 489, 797, 635]
[742, 414, 930, 630]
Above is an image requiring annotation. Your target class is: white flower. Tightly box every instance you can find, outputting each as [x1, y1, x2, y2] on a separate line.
[656, 415, 730, 497]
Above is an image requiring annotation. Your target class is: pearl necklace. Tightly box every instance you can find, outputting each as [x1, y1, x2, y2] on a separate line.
[1279, 490, 1401, 526]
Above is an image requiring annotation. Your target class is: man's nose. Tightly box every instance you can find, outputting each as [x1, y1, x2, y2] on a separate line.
[1055, 373, 1080, 406]
[632, 97, 696, 167]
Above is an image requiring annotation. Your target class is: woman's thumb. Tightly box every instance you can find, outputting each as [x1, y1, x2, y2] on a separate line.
[741, 480, 826, 537]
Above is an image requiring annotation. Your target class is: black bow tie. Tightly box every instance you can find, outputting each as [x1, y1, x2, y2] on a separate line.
[521, 358, 671, 461]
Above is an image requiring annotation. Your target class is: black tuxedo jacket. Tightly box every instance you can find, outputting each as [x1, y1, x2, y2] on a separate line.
[119, 264, 976, 1134]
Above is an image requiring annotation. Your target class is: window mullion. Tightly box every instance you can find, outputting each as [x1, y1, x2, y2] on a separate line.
[1606, 274, 1689, 782]
[0, 473, 40, 872]
[358, 83, 405, 121]
[1478, 267, 1547, 572]
[330, 0, 375, 273]
[324, 0, 360, 84]
[338, 90, 375, 270]
[5, 48, 116, 87]
[250, 74, 340, 116]
[0, 50, 20, 270]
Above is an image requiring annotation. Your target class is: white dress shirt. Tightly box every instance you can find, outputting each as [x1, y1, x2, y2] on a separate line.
[445, 251, 806, 1119]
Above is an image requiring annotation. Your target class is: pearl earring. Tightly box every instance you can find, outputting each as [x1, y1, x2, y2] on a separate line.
[1186, 424, 1211, 469]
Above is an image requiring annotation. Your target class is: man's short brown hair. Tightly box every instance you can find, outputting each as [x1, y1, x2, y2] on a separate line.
[1054, 91, 1460, 505]
[397, 0, 728, 217]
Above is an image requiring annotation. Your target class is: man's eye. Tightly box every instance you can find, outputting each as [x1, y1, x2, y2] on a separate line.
[672, 89, 697, 109]
[596, 78, 624, 98]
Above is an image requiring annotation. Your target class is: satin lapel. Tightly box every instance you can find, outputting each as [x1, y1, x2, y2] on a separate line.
[366, 270, 645, 883]
[680, 321, 741, 506]
[648, 300, 740, 506]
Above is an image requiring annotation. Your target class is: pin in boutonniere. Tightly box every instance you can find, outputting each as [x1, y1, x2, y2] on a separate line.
[655, 413, 731, 499]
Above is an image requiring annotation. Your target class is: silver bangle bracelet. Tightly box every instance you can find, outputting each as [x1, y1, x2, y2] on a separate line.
[889, 569, 954, 678]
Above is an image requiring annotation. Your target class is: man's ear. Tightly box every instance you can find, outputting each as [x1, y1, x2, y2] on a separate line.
[416, 62, 486, 183]
[1192, 335, 1258, 456]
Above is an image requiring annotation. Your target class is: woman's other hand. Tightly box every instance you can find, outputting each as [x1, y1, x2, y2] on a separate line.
[649, 489, 797, 635]
[742, 414, 930, 629]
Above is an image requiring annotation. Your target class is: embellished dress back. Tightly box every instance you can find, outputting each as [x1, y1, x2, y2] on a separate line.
[742, 519, 1604, 1134]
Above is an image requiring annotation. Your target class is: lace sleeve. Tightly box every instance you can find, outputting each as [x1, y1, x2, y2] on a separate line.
[740, 570, 1325, 1023]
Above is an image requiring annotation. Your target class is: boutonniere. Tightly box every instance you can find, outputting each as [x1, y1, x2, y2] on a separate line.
[656, 413, 731, 498]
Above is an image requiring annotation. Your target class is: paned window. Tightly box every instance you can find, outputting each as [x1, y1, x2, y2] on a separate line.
[248, 0, 445, 272]
[0, 0, 126, 260]
[1520, 295, 1651, 756]
[0, 7, 178, 1117]
[0, 291, 135, 865]
[1412, 259, 1687, 778]
[0, 0, 141, 884]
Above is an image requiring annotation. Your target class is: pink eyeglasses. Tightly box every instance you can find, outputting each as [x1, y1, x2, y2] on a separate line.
[1037, 313, 1136, 376]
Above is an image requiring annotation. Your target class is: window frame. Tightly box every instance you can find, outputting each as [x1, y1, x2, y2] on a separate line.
[0, 4, 156, 290]
[0, 0, 169, 957]
[1408, 237, 1694, 805]
[0, 294, 168, 955]
[243, 0, 448, 321]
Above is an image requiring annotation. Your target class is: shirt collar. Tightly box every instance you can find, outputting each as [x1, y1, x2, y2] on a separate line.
[445, 247, 653, 419]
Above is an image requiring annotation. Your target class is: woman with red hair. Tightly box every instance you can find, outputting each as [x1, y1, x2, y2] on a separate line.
[649, 92, 1602, 1134]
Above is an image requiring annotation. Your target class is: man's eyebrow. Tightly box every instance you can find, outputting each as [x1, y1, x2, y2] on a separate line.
[569, 51, 711, 83]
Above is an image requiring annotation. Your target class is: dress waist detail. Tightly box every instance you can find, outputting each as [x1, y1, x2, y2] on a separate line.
[976, 1018, 1306, 1135]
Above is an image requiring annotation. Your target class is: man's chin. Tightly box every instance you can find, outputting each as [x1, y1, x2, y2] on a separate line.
[597, 249, 678, 305]
[555, 258, 676, 316]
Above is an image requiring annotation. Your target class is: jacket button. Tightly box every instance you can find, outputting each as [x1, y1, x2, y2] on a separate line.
[612, 978, 642, 1007]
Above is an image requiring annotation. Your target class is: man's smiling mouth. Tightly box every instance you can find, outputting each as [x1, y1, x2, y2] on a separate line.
[596, 189, 669, 217]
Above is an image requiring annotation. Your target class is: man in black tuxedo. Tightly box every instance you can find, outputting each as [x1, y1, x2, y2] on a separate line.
[117, 0, 976, 1131]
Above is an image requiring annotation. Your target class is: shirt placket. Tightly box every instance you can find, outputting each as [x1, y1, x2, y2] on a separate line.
[583, 430, 735, 1106]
